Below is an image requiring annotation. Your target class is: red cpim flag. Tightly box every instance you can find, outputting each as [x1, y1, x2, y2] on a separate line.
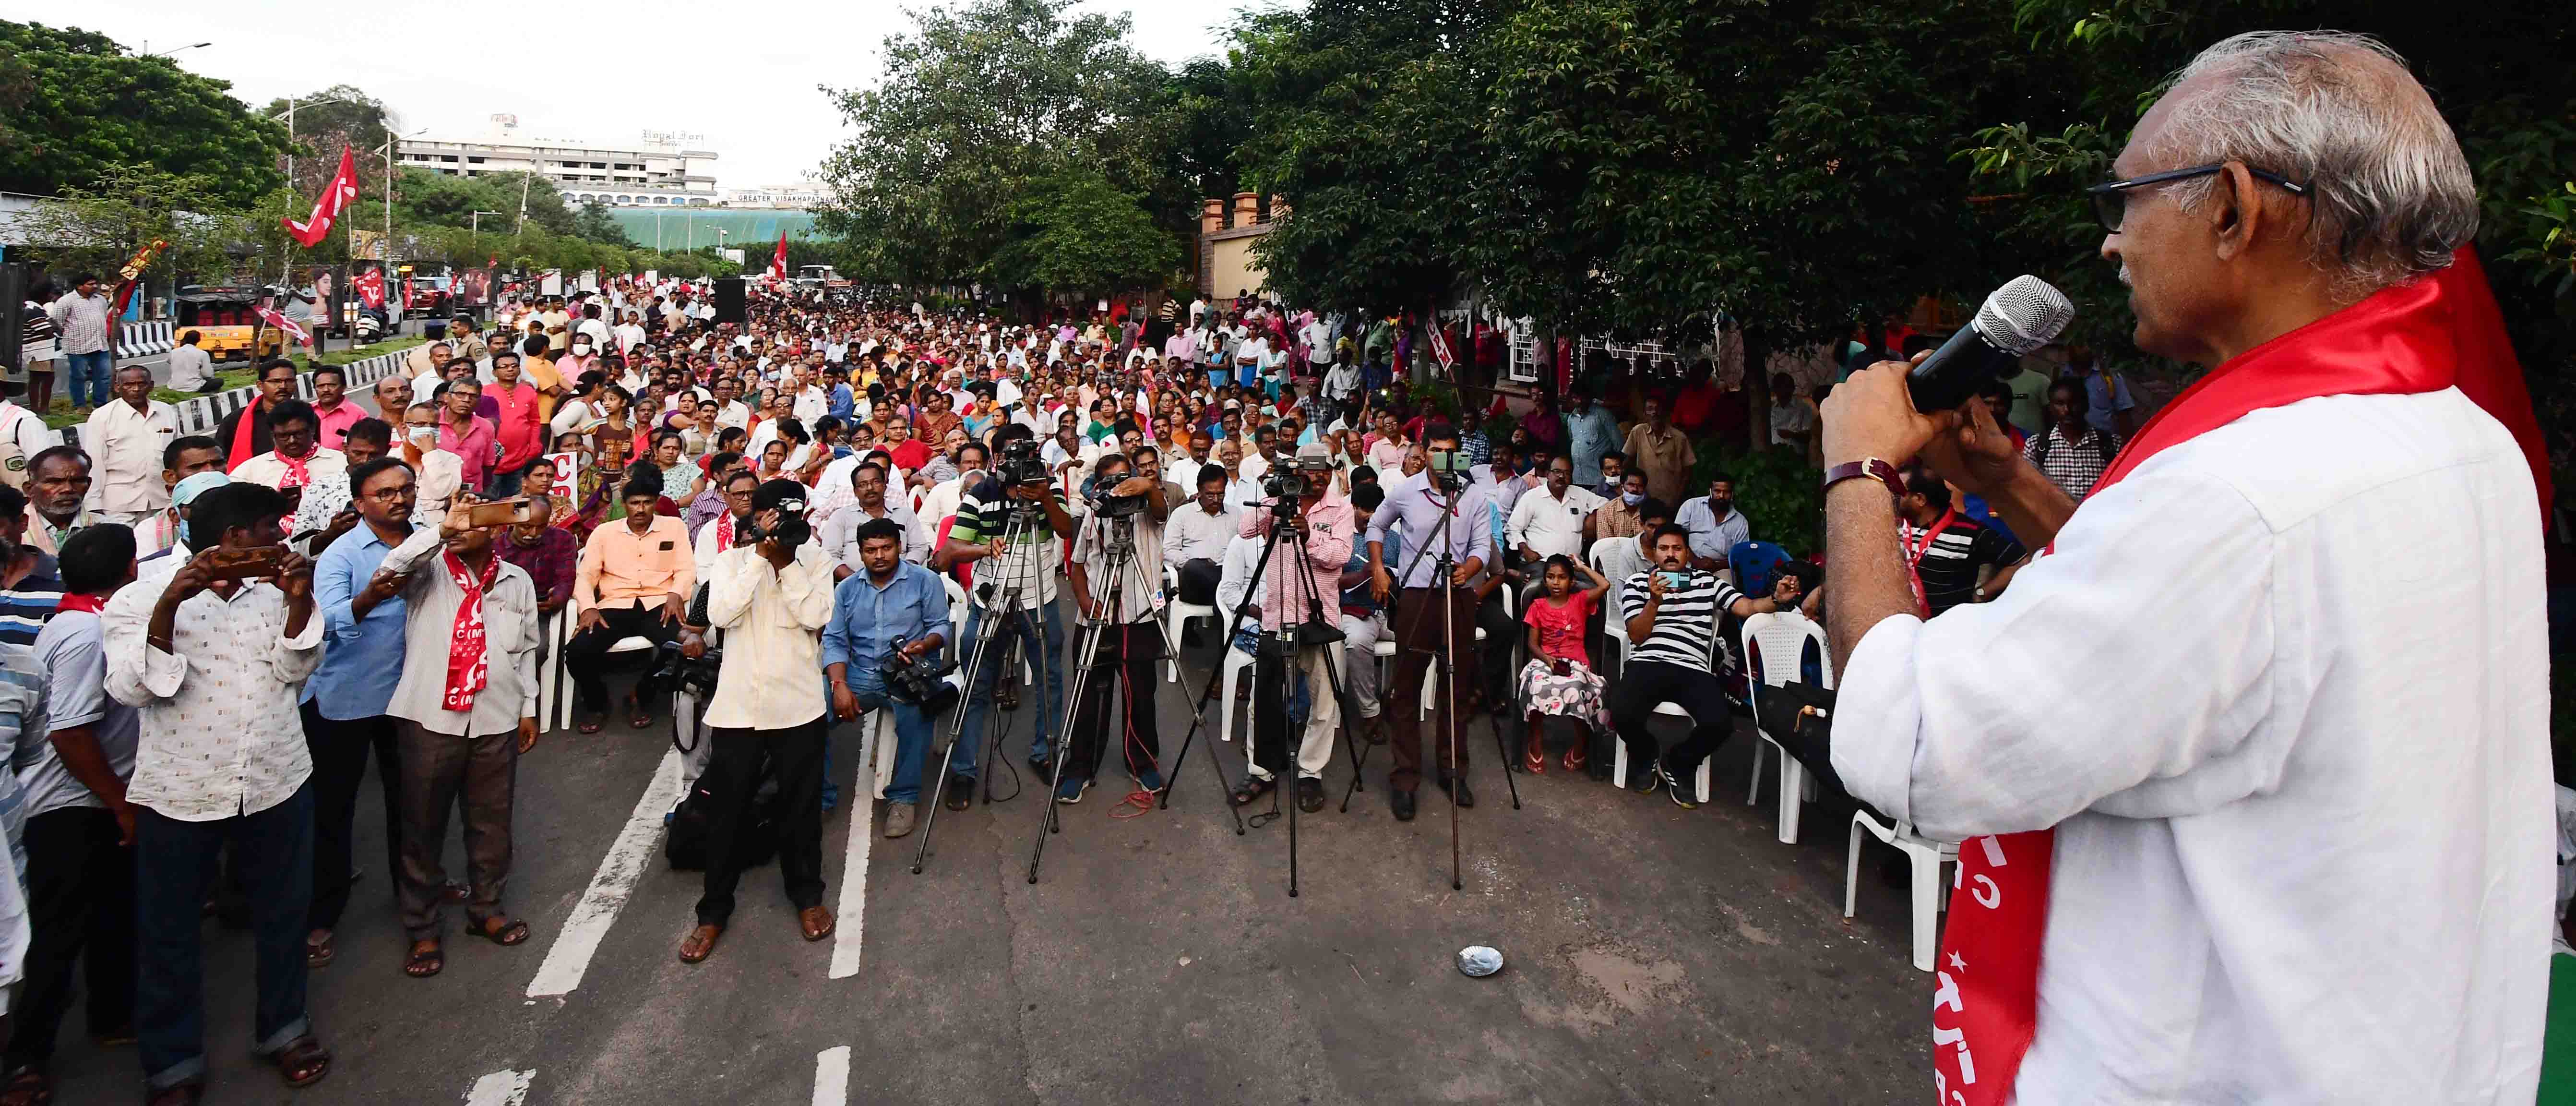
[255, 299, 312, 347]
[769, 231, 788, 282]
[282, 147, 361, 248]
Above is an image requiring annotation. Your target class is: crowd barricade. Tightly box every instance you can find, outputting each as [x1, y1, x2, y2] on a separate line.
[113, 320, 176, 361]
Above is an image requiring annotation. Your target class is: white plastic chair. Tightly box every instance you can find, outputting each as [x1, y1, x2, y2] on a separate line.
[1742, 610, 1828, 844]
[552, 606, 659, 732]
[533, 610, 564, 733]
[1162, 563, 1215, 683]
[1848, 810, 1959, 972]
[1608, 598, 1717, 803]
[1215, 647, 1257, 745]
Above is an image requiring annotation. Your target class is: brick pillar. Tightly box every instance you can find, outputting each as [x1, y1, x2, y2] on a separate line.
[1200, 198, 1225, 235]
[1232, 192, 1259, 228]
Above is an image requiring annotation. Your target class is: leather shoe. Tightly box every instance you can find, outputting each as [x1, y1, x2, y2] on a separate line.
[1390, 789, 1417, 821]
[1438, 775, 1476, 808]
[678, 923, 723, 963]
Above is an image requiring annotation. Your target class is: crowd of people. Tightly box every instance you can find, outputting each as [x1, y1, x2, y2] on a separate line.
[0, 268, 2143, 1103]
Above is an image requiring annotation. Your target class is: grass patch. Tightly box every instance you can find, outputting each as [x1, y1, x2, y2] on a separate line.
[43, 336, 429, 428]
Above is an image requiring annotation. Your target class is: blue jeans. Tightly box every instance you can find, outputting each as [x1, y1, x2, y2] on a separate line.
[958, 602, 1065, 770]
[62, 350, 112, 408]
[848, 668, 935, 804]
[135, 780, 315, 1090]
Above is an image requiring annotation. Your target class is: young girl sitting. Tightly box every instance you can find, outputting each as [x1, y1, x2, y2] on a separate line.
[1517, 554, 1614, 773]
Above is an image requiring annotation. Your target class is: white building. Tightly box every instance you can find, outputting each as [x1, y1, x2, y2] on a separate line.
[721, 180, 827, 209]
[400, 115, 718, 207]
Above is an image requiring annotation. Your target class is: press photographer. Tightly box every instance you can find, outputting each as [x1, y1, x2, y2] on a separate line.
[1229, 444, 1352, 815]
[680, 480, 837, 964]
[1059, 450, 1171, 803]
[931, 426, 1073, 811]
[824, 516, 955, 833]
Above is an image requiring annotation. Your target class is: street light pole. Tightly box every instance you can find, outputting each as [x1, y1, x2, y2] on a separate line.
[471, 210, 503, 252]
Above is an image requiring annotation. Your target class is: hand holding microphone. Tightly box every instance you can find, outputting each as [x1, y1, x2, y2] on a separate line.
[1825, 275, 2074, 495]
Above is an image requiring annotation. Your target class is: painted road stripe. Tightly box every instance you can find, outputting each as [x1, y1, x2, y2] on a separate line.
[463, 1069, 535, 1106]
[828, 721, 875, 979]
[528, 749, 685, 998]
[812, 1046, 852, 1106]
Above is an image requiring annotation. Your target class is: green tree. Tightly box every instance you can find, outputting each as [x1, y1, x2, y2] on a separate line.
[0, 21, 286, 206]
[9, 164, 246, 280]
[1235, 0, 1496, 313]
[257, 84, 394, 199]
[572, 200, 636, 247]
[990, 168, 1176, 294]
[815, 0, 1176, 285]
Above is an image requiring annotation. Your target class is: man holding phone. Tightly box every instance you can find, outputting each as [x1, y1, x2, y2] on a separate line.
[1609, 524, 1796, 804]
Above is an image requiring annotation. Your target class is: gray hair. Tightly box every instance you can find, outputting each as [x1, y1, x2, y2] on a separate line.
[2156, 31, 2478, 294]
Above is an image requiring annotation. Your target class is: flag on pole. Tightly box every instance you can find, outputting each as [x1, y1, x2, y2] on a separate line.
[768, 232, 788, 282]
[283, 147, 361, 248]
[402, 274, 416, 312]
[256, 299, 312, 346]
[352, 266, 387, 310]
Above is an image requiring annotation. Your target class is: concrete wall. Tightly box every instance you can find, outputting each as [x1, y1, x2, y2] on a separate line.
[1206, 233, 1268, 302]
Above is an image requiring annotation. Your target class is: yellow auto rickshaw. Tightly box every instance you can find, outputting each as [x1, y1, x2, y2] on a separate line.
[173, 286, 287, 361]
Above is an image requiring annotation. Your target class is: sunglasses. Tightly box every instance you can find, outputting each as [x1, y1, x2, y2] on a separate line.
[2085, 163, 2308, 233]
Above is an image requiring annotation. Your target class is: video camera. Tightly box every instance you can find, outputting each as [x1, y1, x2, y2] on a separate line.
[882, 636, 959, 711]
[735, 509, 812, 553]
[997, 437, 1049, 487]
[651, 641, 724, 701]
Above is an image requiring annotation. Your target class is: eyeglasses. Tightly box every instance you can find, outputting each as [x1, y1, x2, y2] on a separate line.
[2086, 163, 2307, 233]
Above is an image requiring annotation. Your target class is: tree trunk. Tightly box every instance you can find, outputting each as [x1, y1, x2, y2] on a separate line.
[1742, 324, 1773, 452]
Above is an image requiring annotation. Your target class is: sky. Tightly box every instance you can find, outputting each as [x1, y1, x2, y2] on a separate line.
[5, 0, 1259, 187]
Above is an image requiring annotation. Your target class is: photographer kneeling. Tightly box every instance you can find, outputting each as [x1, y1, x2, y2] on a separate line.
[824, 519, 952, 840]
[678, 480, 837, 965]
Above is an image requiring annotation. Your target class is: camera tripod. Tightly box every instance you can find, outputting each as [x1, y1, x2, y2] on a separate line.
[1025, 505, 1172, 882]
[909, 499, 1052, 876]
[1156, 486, 1370, 897]
[1339, 467, 1522, 891]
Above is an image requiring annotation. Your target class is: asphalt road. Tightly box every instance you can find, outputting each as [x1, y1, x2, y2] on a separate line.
[38, 610, 1934, 1106]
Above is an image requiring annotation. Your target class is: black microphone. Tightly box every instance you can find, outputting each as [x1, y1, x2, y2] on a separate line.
[1905, 276, 2075, 412]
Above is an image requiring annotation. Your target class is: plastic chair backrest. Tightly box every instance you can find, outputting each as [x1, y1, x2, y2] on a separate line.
[1741, 610, 1831, 694]
[1729, 540, 1791, 597]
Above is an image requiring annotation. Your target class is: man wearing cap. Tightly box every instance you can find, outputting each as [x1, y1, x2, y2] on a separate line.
[679, 479, 836, 963]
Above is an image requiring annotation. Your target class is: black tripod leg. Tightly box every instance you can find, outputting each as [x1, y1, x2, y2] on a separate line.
[1490, 674, 1525, 812]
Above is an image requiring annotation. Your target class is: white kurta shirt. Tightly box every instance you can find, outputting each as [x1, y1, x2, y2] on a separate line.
[84, 398, 179, 515]
[701, 543, 834, 731]
[1834, 388, 2550, 1104]
[103, 553, 326, 821]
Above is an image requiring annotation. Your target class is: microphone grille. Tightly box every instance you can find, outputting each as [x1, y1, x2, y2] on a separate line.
[1976, 276, 2075, 355]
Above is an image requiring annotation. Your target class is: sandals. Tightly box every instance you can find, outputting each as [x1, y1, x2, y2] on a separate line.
[142, 1082, 201, 1106]
[304, 930, 334, 969]
[627, 695, 654, 730]
[1229, 775, 1275, 807]
[1563, 744, 1587, 773]
[679, 923, 723, 963]
[468, 915, 530, 947]
[798, 906, 836, 942]
[1523, 742, 1547, 775]
[1, 1065, 50, 1106]
[403, 940, 443, 979]
[271, 1035, 331, 1088]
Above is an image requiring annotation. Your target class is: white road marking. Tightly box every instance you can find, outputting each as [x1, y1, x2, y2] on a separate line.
[828, 721, 875, 980]
[463, 1069, 535, 1106]
[527, 748, 685, 998]
[812, 1046, 852, 1106]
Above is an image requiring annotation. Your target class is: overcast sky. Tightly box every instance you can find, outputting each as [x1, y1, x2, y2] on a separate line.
[6, 0, 1255, 187]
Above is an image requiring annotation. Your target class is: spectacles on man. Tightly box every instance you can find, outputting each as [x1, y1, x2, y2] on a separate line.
[2086, 163, 2308, 233]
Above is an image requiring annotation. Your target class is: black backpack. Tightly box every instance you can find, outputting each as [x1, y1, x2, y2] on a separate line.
[664, 775, 782, 872]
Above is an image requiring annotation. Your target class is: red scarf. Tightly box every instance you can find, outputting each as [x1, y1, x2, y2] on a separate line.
[276, 448, 312, 489]
[54, 593, 106, 615]
[440, 548, 502, 712]
[225, 401, 265, 472]
[1936, 248, 2547, 1106]
[714, 510, 737, 552]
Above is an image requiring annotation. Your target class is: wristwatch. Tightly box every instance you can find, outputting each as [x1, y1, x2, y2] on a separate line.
[1822, 457, 1905, 497]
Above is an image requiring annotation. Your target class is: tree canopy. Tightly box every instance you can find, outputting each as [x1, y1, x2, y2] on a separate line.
[0, 21, 286, 207]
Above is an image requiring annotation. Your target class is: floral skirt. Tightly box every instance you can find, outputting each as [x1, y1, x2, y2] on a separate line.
[1518, 658, 1610, 728]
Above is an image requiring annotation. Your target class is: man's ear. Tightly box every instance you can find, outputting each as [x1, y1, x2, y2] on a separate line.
[2209, 161, 2265, 261]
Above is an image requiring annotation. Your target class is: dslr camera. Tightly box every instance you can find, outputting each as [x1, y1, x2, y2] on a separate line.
[736, 508, 812, 553]
[997, 437, 1049, 487]
[881, 636, 959, 711]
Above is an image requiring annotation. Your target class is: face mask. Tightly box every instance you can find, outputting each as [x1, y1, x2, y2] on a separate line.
[410, 426, 438, 444]
[1622, 492, 1643, 506]
[572, 344, 593, 357]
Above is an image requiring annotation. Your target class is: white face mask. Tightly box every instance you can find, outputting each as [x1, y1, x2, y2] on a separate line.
[572, 343, 593, 357]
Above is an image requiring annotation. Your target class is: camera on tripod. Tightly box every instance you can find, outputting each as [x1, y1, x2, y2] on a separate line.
[997, 437, 1049, 487]
[882, 636, 959, 710]
[651, 640, 725, 701]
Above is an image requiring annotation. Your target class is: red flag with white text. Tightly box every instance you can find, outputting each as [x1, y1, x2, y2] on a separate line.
[282, 147, 360, 248]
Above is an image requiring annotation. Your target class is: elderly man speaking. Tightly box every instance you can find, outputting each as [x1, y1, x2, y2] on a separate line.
[1821, 32, 2551, 1106]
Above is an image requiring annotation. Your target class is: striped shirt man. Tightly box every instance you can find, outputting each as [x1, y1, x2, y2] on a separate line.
[1619, 568, 1739, 672]
[947, 474, 1063, 610]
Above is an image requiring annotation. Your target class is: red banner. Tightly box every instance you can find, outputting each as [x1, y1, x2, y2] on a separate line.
[283, 147, 360, 248]
[353, 265, 387, 310]
[769, 232, 787, 282]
